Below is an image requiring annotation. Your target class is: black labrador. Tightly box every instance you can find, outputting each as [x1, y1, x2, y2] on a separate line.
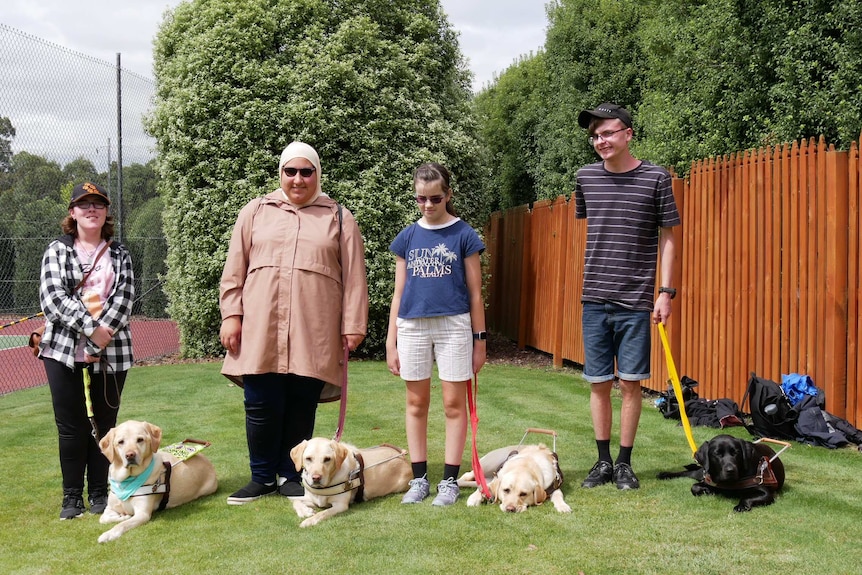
[657, 434, 785, 512]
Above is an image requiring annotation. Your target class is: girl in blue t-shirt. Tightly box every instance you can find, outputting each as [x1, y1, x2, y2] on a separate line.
[386, 162, 486, 507]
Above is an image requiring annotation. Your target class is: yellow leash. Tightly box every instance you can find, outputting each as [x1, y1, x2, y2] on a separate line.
[82, 368, 100, 442]
[657, 322, 697, 455]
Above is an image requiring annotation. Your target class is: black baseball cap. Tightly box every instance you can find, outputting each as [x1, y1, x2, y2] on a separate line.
[577, 103, 633, 130]
[69, 182, 110, 208]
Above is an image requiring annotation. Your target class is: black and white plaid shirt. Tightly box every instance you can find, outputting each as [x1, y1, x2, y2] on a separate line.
[39, 234, 135, 372]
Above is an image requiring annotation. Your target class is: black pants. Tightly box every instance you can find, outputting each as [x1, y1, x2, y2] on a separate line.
[243, 373, 324, 484]
[44, 359, 126, 495]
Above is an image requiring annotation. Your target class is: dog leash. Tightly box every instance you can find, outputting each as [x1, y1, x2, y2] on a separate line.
[658, 322, 697, 455]
[467, 372, 493, 500]
[82, 367, 101, 443]
[0, 311, 44, 331]
[333, 346, 349, 442]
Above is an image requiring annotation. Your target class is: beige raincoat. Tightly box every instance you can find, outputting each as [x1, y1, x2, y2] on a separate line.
[219, 191, 368, 400]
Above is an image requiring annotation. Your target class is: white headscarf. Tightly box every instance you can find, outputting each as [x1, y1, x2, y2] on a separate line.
[279, 141, 323, 207]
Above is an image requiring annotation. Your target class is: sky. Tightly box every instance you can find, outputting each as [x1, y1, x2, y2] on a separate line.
[1, 0, 549, 92]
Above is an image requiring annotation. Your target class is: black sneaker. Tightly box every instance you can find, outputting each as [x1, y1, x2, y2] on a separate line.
[278, 481, 305, 499]
[613, 463, 640, 490]
[88, 490, 108, 515]
[226, 481, 277, 505]
[60, 490, 85, 520]
[581, 460, 614, 488]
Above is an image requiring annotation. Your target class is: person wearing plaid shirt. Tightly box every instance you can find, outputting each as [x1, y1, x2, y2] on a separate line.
[38, 182, 135, 520]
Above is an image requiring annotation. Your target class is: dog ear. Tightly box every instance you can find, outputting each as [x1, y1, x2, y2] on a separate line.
[145, 422, 163, 452]
[534, 485, 548, 504]
[99, 428, 116, 463]
[695, 441, 711, 472]
[290, 440, 308, 471]
[489, 477, 501, 503]
[739, 439, 757, 473]
[332, 441, 350, 467]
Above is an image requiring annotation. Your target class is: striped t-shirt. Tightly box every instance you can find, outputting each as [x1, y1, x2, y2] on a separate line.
[574, 160, 680, 311]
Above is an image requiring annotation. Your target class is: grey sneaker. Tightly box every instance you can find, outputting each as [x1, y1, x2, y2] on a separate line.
[431, 477, 460, 507]
[401, 476, 430, 504]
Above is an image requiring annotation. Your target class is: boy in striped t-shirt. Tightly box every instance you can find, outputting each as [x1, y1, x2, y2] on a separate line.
[574, 103, 681, 491]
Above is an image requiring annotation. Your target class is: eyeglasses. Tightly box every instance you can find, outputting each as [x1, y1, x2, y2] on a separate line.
[74, 202, 108, 210]
[415, 195, 445, 205]
[588, 127, 628, 146]
[283, 166, 316, 178]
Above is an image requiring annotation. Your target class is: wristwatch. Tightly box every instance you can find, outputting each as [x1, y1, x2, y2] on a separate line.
[658, 287, 677, 299]
[472, 331, 488, 341]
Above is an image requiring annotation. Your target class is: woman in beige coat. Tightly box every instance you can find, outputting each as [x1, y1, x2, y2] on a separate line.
[219, 141, 368, 505]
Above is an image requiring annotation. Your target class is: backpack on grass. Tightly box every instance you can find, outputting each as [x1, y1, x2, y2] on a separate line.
[741, 372, 798, 440]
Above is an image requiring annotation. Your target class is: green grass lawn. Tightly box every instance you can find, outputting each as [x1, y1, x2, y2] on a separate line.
[2, 360, 861, 574]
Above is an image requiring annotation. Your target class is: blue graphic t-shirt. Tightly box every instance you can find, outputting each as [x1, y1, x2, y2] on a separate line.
[390, 218, 485, 319]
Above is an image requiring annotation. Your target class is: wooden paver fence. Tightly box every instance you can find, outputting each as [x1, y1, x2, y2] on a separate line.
[485, 135, 862, 427]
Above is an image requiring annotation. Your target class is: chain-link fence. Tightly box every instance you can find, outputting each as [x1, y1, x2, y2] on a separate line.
[0, 23, 178, 394]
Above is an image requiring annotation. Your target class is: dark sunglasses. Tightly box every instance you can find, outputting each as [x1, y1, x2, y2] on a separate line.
[415, 195, 445, 204]
[73, 202, 108, 210]
[283, 166, 316, 178]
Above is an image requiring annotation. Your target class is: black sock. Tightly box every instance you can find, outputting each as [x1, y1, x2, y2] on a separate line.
[616, 446, 633, 467]
[411, 461, 428, 479]
[597, 439, 612, 464]
[442, 463, 460, 481]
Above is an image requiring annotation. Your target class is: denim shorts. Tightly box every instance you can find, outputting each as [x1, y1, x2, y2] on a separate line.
[581, 302, 651, 383]
[396, 313, 473, 382]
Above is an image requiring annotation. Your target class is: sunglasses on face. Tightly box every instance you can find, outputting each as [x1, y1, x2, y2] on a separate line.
[74, 202, 108, 210]
[283, 166, 316, 178]
[415, 195, 445, 204]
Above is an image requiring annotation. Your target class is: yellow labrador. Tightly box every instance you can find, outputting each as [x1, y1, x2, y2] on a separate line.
[97, 420, 218, 543]
[458, 444, 571, 513]
[290, 438, 412, 527]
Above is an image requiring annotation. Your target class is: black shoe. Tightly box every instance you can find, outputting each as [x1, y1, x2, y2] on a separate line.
[88, 490, 108, 514]
[60, 490, 85, 520]
[226, 481, 277, 505]
[581, 460, 614, 488]
[278, 481, 305, 498]
[613, 463, 640, 490]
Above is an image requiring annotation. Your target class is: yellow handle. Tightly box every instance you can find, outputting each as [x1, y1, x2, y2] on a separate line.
[657, 322, 698, 455]
[83, 368, 94, 418]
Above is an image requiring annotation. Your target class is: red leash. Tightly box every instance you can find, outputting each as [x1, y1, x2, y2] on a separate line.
[467, 373, 492, 500]
[334, 346, 349, 442]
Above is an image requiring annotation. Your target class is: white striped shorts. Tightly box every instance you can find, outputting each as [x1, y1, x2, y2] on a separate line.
[395, 312, 472, 382]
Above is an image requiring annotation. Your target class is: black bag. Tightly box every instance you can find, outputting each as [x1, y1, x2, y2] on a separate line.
[658, 375, 699, 420]
[742, 372, 798, 440]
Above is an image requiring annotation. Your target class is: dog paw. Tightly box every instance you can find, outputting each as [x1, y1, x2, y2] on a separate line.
[733, 502, 753, 512]
[466, 492, 484, 507]
[299, 515, 321, 528]
[292, 502, 315, 518]
[555, 502, 572, 513]
[97, 529, 120, 543]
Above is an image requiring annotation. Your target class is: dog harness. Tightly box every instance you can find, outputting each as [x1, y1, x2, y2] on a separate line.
[300, 444, 409, 502]
[109, 461, 173, 511]
[702, 455, 780, 490]
[484, 450, 564, 503]
[303, 452, 367, 502]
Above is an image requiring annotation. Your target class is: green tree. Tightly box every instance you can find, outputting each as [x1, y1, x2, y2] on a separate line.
[0, 117, 14, 183]
[149, 0, 478, 357]
[538, 0, 644, 197]
[474, 52, 548, 210]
